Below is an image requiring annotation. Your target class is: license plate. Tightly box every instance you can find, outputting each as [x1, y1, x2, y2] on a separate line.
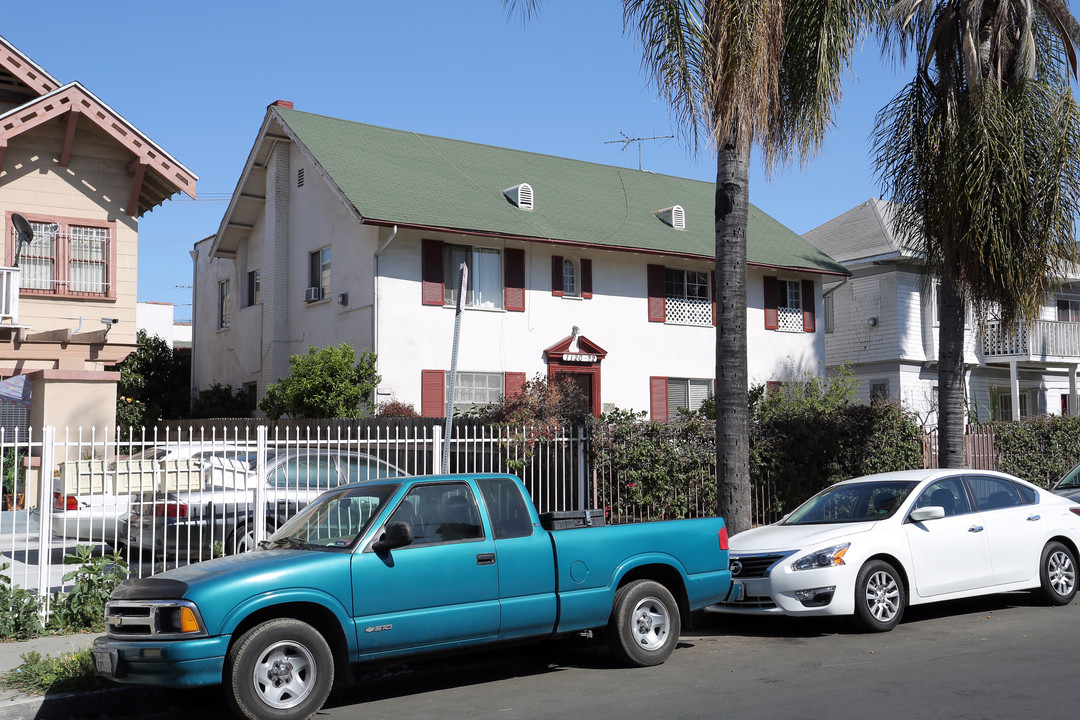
[92, 649, 117, 678]
[729, 580, 745, 602]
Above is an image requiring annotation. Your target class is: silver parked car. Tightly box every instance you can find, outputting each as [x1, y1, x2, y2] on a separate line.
[117, 450, 403, 559]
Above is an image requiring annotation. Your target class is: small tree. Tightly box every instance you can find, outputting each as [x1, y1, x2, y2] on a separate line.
[259, 344, 380, 420]
[110, 331, 190, 429]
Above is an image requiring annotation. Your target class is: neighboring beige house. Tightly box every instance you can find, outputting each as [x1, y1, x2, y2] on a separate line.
[0, 35, 197, 435]
[192, 102, 846, 419]
[806, 199, 1080, 426]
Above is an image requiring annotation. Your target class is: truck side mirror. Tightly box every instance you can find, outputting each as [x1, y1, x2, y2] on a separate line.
[372, 521, 414, 553]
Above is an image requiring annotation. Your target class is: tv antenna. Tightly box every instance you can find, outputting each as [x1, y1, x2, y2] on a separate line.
[604, 132, 674, 170]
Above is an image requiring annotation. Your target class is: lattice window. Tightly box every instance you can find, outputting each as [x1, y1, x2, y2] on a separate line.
[776, 280, 803, 332]
[665, 268, 711, 326]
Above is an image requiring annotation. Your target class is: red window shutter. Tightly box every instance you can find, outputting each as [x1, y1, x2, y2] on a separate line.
[802, 279, 816, 333]
[647, 265, 666, 322]
[504, 372, 526, 397]
[420, 370, 445, 417]
[711, 271, 717, 326]
[581, 259, 593, 299]
[505, 248, 525, 312]
[763, 276, 779, 330]
[421, 239, 445, 306]
[650, 377, 668, 422]
[551, 255, 564, 296]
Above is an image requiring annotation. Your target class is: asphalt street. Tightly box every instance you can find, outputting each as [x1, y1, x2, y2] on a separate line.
[25, 591, 1074, 720]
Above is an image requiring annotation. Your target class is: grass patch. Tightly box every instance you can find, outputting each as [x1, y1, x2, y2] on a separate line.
[0, 649, 110, 695]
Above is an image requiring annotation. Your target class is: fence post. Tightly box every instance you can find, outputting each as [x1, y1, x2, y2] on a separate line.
[253, 425, 268, 544]
[36, 426, 56, 600]
[576, 426, 586, 510]
[432, 424, 443, 474]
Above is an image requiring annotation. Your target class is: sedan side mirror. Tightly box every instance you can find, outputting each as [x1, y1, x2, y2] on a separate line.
[372, 520, 414, 553]
[909, 506, 945, 523]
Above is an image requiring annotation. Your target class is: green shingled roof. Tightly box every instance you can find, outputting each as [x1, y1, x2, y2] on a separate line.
[275, 107, 845, 274]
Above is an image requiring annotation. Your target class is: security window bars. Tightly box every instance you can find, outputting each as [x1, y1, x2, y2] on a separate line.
[10, 218, 113, 298]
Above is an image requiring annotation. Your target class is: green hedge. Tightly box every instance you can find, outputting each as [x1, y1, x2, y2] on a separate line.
[992, 415, 1080, 487]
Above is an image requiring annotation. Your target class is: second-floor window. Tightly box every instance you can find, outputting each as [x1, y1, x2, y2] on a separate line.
[309, 248, 330, 301]
[763, 276, 815, 333]
[664, 268, 711, 325]
[247, 269, 260, 307]
[445, 244, 503, 309]
[11, 217, 114, 299]
[1058, 297, 1080, 323]
[218, 279, 230, 330]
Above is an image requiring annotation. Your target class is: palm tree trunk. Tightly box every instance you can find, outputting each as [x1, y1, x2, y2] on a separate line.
[937, 269, 967, 468]
[715, 133, 752, 534]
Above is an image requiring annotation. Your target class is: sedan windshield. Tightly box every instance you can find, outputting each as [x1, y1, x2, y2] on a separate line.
[267, 483, 400, 550]
[782, 480, 919, 525]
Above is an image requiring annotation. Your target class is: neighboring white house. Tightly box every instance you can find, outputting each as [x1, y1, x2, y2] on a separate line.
[805, 198, 1080, 426]
[191, 102, 847, 419]
[136, 302, 191, 349]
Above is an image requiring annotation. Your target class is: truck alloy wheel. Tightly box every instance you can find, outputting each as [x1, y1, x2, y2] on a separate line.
[608, 579, 680, 667]
[225, 618, 334, 720]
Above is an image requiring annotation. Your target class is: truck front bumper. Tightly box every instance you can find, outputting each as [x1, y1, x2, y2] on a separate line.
[92, 634, 231, 687]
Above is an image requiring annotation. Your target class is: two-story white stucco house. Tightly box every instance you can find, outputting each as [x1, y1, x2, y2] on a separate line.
[191, 102, 847, 419]
[805, 199, 1080, 426]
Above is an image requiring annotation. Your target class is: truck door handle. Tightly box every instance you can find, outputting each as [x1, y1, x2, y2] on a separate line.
[476, 553, 496, 565]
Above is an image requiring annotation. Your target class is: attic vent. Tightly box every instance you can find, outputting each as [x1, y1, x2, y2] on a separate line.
[503, 183, 534, 211]
[655, 205, 686, 230]
[297, 168, 305, 188]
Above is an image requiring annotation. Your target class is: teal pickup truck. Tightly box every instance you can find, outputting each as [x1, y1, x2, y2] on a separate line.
[93, 473, 731, 720]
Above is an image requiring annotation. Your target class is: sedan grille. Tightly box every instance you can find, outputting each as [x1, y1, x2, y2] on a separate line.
[730, 552, 794, 579]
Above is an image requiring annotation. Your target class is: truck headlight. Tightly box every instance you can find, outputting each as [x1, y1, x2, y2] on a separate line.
[791, 543, 849, 571]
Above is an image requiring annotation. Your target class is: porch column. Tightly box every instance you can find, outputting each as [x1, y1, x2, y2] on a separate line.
[1010, 362, 1020, 421]
[1070, 364, 1078, 416]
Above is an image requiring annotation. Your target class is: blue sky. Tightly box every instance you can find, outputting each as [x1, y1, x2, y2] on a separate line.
[4, 1, 913, 321]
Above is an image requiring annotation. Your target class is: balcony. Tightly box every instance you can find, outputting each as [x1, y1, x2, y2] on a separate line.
[980, 319, 1080, 363]
[0, 266, 20, 324]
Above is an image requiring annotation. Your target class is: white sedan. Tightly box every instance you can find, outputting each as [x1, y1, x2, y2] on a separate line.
[707, 469, 1080, 632]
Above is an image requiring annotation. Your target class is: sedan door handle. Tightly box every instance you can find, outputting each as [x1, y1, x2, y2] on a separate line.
[968, 525, 984, 533]
[1027, 515, 1041, 521]
[476, 553, 496, 565]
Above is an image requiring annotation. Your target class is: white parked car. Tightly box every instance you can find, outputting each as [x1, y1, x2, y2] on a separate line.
[707, 469, 1080, 631]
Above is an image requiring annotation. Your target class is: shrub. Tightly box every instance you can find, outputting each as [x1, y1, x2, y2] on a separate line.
[47, 546, 128, 633]
[0, 564, 44, 640]
[0, 650, 108, 695]
[190, 383, 251, 418]
[375, 399, 419, 418]
[260, 344, 380, 420]
[993, 415, 1080, 487]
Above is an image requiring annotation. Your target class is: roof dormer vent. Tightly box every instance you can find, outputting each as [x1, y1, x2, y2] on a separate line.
[655, 205, 686, 230]
[503, 183, 534, 211]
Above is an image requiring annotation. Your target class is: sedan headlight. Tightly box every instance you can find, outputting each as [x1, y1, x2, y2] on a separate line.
[791, 543, 849, 571]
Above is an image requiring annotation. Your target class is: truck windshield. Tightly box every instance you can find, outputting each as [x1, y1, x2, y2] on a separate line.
[781, 480, 918, 525]
[267, 484, 400, 550]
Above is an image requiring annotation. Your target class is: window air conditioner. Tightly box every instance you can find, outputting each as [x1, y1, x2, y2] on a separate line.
[304, 287, 322, 302]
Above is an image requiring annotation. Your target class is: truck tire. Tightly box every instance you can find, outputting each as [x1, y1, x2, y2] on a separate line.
[608, 579, 680, 667]
[225, 618, 334, 720]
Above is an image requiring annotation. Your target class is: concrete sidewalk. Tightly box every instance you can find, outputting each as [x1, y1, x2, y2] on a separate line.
[0, 633, 145, 720]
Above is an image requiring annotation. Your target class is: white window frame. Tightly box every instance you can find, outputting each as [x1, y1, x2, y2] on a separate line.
[667, 377, 712, 416]
[562, 257, 579, 298]
[870, 380, 889, 402]
[217, 279, 230, 330]
[1057, 296, 1080, 323]
[776, 278, 803, 333]
[309, 247, 331, 301]
[997, 390, 1029, 420]
[444, 244, 504, 310]
[448, 371, 504, 413]
[664, 268, 711, 326]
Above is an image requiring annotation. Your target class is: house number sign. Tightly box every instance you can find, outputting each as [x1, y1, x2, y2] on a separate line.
[562, 353, 597, 363]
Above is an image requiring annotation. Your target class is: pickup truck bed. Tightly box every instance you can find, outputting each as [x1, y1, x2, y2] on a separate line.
[93, 473, 731, 720]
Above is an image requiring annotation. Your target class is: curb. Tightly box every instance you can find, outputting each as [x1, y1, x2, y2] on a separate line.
[0, 685, 151, 720]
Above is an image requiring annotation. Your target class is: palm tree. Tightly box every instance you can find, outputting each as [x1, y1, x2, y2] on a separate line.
[505, 1, 878, 532]
[874, 1, 1080, 467]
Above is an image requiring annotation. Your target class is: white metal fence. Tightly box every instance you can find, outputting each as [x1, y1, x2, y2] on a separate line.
[0, 423, 588, 601]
